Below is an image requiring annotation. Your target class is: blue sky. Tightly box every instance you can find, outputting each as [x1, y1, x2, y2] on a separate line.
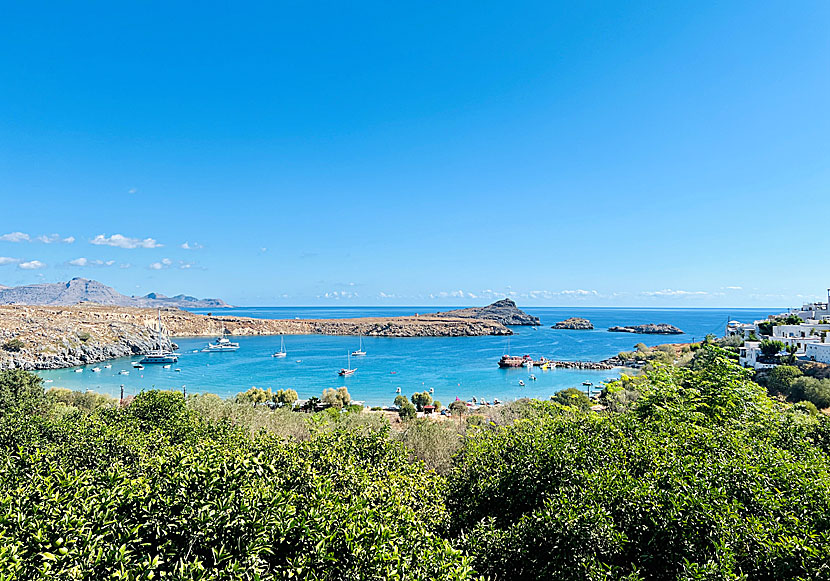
[1, 1, 828, 307]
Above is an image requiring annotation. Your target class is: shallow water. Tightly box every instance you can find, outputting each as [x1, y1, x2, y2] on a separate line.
[36, 306, 777, 407]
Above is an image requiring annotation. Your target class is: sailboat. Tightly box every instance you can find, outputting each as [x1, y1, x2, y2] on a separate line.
[338, 352, 356, 376]
[351, 335, 366, 357]
[272, 335, 287, 358]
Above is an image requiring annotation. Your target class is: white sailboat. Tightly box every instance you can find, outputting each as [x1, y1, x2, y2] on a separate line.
[272, 335, 287, 358]
[351, 335, 366, 357]
[338, 352, 356, 376]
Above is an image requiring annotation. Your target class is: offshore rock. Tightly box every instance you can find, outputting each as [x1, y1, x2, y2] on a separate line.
[432, 299, 540, 326]
[553, 317, 594, 330]
[607, 323, 683, 335]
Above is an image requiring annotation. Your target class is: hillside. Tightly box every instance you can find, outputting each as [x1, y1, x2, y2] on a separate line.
[0, 278, 230, 308]
[431, 298, 540, 326]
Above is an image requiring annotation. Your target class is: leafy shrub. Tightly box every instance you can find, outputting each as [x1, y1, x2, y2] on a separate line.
[399, 402, 416, 420]
[411, 390, 433, 411]
[0, 369, 44, 416]
[550, 387, 590, 411]
[322, 386, 350, 408]
[395, 418, 460, 474]
[759, 339, 785, 358]
[766, 365, 802, 396]
[1, 338, 24, 352]
[790, 376, 830, 409]
[394, 394, 409, 408]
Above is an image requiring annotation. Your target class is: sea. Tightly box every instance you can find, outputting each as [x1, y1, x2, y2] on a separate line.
[36, 307, 778, 407]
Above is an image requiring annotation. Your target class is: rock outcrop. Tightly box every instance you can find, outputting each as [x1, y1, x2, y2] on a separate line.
[432, 299, 540, 326]
[0, 305, 511, 369]
[553, 317, 594, 330]
[607, 324, 683, 335]
[0, 278, 230, 308]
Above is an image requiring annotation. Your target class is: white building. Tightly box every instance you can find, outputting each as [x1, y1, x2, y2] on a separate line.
[805, 342, 830, 364]
[738, 342, 777, 370]
[726, 321, 757, 339]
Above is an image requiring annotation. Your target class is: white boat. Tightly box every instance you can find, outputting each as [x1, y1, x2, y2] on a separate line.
[74, 369, 83, 373]
[529, 375, 537, 381]
[91, 367, 101, 373]
[162, 364, 171, 369]
[45, 379, 54, 383]
[119, 370, 129, 375]
[396, 387, 401, 393]
[351, 335, 366, 357]
[272, 335, 287, 358]
[202, 335, 240, 352]
[175, 368, 181, 372]
[135, 365, 144, 370]
[104, 364, 112, 369]
[141, 309, 179, 364]
[518, 380, 525, 386]
[338, 352, 356, 376]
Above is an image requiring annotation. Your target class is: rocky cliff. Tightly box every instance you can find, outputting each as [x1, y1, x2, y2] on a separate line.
[553, 317, 594, 330]
[431, 299, 540, 326]
[0, 278, 230, 308]
[0, 305, 510, 369]
[607, 324, 683, 335]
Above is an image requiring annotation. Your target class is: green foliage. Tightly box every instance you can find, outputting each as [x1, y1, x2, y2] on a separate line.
[790, 376, 830, 409]
[236, 386, 272, 405]
[759, 339, 785, 358]
[394, 394, 409, 408]
[449, 400, 468, 415]
[550, 387, 590, 411]
[0, 391, 474, 579]
[395, 418, 460, 474]
[411, 391, 433, 411]
[446, 347, 830, 579]
[273, 388, 298, 407]
[0, 369, 44, 416]
[398, 402, 417, 420]
[45, 387, 117, 412]
[322, 386, 351, 408]
[1, 338, 25, 352]
[433, 400, 442, 412]
[766, 365, 802, 396]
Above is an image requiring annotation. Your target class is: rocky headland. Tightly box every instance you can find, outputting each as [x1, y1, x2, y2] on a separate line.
[553, 317, 594, 330]
[0, 304, 511, 369]
[432, 299, 540, 326]
[607, 324, 683, 335]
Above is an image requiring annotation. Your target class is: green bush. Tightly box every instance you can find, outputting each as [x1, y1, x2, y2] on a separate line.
[411, 391, 433, 411]
[399, 402, 417, 420]
[550, 387, 590, 411]
[1, 338, 25, 352]
[766, 365, 803, 396]
[322, 386, 350, 408]
[0, 369, 44, 416]
[790, 376, 830, 409]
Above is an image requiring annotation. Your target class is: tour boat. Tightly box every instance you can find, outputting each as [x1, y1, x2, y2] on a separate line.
[351, 335, 366, 357]
[202, 335, 240, 352]
[338, 352, 356, 376]
[272, 336, 287, 358]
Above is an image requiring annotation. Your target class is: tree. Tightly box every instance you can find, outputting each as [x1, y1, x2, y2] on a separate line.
[759, 339, 785, 358]
[411, 391, 433, 412]
[0, 369, 44, 416]
[236, 387, 272, 405]
[550, 387, 591, 412]
[273, 388, 298, 407]
[322, 386, 351, 408]
[398, 402, 416, 420]
[433, 400, 442, 412]
[394, 394, 409, 408]
[449, 400, 467, 415]
[766, 365, 802, 396]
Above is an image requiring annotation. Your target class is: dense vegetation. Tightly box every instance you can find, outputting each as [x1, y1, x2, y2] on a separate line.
[1, 345, 830, 579]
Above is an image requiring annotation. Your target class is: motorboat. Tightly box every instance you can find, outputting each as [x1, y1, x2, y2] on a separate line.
[104, 364, 112, 369]
[582, 381, 593, 386]
[135, 365, 144, 370]
[140, 352, 178, 364]
[74, 369, 83, 373]
[162, 364, 171, 369]
[272, 335, 287, 358]
[118, 370, 129, 375]
[518, 380, 525, 386]
[396, 387, 401, 393]
[529, 375, 537, 381]
[175, 368, 182, 372]
[44, 379, 53, 383]
[91, 367, 101, 372]
[202, 336, 240, 352]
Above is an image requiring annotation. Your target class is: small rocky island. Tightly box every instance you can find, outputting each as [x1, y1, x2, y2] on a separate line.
[431, 299, 540, 326]
[608, 323, 683, 335]
[553, 317, 594, 330]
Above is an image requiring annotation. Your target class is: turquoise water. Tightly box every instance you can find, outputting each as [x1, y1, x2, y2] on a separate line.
[36, 307, 778, 407]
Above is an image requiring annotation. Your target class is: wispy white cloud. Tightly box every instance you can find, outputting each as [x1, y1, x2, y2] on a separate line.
[148, 258, 174, 270]
[69, 258, 116, 267]
[18, 260, 46, 270]
[180, 241, 204, 250]
[128, 188, 138, 194]
[0, 232, 30, 243]
[62, 236, 75, 244]
[91, 234, 163, 249]
[0, 257, 20, 266]
[641, 289, 708, 297]
[724, 286, 743, 291]
[319, 291, 359, 300]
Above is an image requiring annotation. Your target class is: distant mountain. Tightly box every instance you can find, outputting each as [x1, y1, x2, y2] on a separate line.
[0, 278, 231, 309]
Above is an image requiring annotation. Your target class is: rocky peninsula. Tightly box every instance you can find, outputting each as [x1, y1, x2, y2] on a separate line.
[0, 304, 511, 370]
[431, 299, 540, 326]
[608, 323, 683, 335]
[553, 317, 594, 330]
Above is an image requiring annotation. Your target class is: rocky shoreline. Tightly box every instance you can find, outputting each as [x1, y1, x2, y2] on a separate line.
[0, 305, 512, 370]
[608, 323, 683, 335]
[548, 360, 616, 370]
[431, 299, 541, 326]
